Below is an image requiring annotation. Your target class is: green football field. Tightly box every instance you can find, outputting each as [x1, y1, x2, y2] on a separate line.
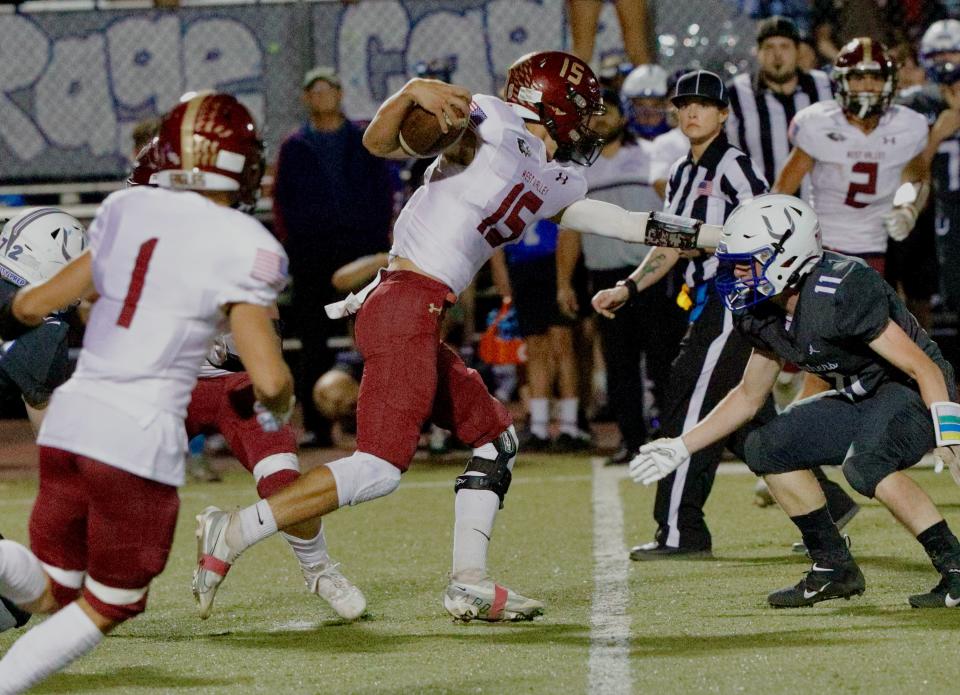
[2, 455, 960, 694]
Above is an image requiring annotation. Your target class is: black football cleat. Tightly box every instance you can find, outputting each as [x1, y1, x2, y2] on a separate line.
[768, 558, 865, 608]
[909, 568, 960, 608]
[629, 541, 713, 561]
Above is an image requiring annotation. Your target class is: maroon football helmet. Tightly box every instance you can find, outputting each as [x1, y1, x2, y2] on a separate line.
[151, 91, 264, 210]
[832, 37, 897, 119]
[127, 141, 159, 187]
[505, 51, 605, 165]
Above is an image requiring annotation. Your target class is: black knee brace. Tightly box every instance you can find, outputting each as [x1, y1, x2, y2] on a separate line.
[454, 429, 517, 508]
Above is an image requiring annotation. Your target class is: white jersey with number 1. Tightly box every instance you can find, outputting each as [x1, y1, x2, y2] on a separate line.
[37, 186, 288, 486]
[788, 99, 927, 254]
[390, 94, 588, 295]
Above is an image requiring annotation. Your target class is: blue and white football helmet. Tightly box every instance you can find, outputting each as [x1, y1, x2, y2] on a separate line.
[920, 19, 960, 85]
[0, 208, 87, 287]
[715, 195, 822, 311]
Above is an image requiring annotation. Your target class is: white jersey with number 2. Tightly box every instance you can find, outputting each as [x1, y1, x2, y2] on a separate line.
[788, 99, 927, 254]
[390, 94, 588, 295]
[37, 186, 288, 486]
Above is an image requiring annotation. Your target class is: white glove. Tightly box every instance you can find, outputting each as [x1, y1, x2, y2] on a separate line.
[882, 205, 917, 242]
[629, 437, 691, 486]
[254, 396, 295, 432]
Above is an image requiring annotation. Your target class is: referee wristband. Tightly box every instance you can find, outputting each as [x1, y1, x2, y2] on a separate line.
[932, 401, 960, 447]
[616, 278, 639, 301]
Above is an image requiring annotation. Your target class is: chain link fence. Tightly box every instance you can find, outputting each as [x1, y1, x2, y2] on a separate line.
[0, 0, 759, 184]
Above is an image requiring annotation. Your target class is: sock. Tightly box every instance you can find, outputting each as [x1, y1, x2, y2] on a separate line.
[529, 398, 549, 439]
[0, 602, 103, 693]
[226, 499, 278, 553]
[790, 505, 851, 563]
[0, 540, 46, 605]
[282, 525, 330, 569]
[452, 488, 499, 581]
[558, 398, 579, 436]
[917, 520, 960, 567]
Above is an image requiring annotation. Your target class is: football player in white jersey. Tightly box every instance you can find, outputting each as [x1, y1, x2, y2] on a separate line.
[775, 37, 930, 272]
[193, 50, 693, 623]
[774, 37, 931, 398]
[0, 92, 295, 693]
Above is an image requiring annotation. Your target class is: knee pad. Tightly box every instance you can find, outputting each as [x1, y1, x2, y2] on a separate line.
[82, 576, 148, 622]
[455, 426, 517, 508]
[253, 453, 301, 498]
[743, 430, 774, 476]
[326, 451, 401, 507]
[842, 456, 879, 498]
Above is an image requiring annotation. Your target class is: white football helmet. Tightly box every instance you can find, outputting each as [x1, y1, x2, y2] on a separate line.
[920, 19, 960, 84]
[621, 64, 668, 99]
[0, 208, 87, 287]
[715, 194, 822, 311]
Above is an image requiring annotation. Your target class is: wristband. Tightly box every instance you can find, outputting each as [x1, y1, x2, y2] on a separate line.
[931, 401, 960, 446]
[615, 278, 639, 301]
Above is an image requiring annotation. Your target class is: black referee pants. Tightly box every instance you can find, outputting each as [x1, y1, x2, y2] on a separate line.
[589, 268, 686, 451]
[652, 291, 775, 550]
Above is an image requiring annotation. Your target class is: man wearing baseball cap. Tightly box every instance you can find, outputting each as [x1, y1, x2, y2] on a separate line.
[273, 67, 393, 449]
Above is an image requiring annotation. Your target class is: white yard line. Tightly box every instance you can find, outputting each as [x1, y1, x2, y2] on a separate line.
[588, 459, 632, 695]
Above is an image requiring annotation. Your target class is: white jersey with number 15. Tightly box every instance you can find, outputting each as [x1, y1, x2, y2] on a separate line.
[390, 94, 588, 295]
[788, 99, 927, 254]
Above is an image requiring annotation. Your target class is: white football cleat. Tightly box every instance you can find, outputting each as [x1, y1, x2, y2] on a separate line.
[302, 561, 367, 621]
[192, 506, 241, 620]
[443, 577, 544, 622]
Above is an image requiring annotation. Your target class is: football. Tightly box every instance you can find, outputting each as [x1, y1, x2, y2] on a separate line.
[398, 105, 467, 158]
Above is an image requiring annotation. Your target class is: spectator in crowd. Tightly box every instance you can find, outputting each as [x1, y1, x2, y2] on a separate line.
[274, 67, 392, 448]
[597, 51, 634, 92]
[557, 89, 684, 464]
[493, 220, 592, 453]
[568, 0, 653, 66]
[812, 0, 946, 63]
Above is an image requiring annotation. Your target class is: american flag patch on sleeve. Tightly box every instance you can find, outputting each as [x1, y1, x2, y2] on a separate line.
[697, 180, 713, 196]
[251, 248, 288, 287]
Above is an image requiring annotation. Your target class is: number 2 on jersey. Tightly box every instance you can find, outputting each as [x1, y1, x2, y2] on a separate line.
[477, 183, 544, 247]
[843, 161, 878, 208]
[117, 238, 158, 328]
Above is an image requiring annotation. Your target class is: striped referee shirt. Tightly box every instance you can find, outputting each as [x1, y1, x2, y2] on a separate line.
[726, 70, 832, 189]
[664, 131, 768, 287]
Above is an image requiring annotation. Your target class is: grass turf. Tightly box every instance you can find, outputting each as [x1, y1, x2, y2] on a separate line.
[1, 457, 959, 693]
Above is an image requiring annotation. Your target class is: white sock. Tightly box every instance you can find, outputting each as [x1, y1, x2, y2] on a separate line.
[0, 602, 103, 694]
[227, 500, 278, 552]
[529, 398, 549, 439]
[0, 540, 45, 605]
[558, 397, 579, 436]
[282, 526, 330, 569]
[452, 488, 499, 581]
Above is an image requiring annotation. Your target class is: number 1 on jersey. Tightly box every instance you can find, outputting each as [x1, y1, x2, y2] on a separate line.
[117, 238, 158, 328]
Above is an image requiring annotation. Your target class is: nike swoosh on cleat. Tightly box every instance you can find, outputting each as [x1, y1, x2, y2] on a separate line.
[256, 507, 263, 525]
[946, 594, 960, 608]
[803, 582, 831, 600]
[811, 564, 835, 572]
[473, 528, 492, 542]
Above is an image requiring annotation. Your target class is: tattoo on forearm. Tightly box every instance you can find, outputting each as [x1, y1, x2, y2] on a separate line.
[637, 252, 666, 281]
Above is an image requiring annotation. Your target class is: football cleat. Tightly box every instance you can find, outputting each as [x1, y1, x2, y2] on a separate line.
[302, 561, 367, 621]
[909, 568, 960, 608]
[192, 506, 241, 620]
[768, 558, 865, 608]
[629, 541, 712, 561]
[443, 578, 544, 622]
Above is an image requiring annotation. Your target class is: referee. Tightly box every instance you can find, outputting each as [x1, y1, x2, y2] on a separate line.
[593, 69, 773, 558]
[726, 16, 832, 196]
